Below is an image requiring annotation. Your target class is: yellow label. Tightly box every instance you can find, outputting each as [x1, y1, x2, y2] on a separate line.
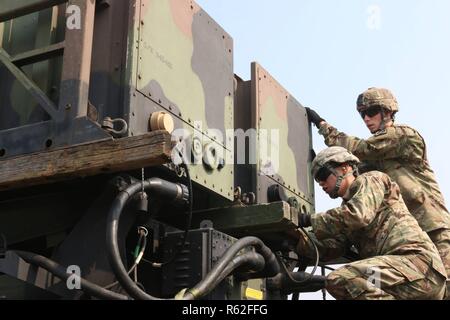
[245, 288, 263, 300]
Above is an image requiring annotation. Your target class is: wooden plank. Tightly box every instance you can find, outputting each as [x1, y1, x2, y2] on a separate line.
[0, 0, 67, 23]
[0, 131, 173, 191]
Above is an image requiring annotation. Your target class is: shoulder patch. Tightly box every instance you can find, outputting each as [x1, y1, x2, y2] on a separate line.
[374, 129, 387, 136]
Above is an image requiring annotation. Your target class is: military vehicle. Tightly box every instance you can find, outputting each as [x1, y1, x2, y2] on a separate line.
[0, 0, 326, 300]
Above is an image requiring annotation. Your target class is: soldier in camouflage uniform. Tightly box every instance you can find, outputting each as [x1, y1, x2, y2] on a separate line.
[296, 146, 447, 299]
[305, 88, 450, 297]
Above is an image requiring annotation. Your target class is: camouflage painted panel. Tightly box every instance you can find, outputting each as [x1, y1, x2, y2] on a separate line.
[252, 62, 314, 206]
[128, 0, 234, 200]
[136, 0, 233, 147]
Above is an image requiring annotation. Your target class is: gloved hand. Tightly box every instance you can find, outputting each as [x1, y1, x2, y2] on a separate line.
[298, 213, 312, 228]
[305, 107, 325, 128]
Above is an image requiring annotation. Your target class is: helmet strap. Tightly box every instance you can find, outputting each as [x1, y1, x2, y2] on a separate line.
[351, 164, 359, 177]
[330, 172, 353, 199]
[325, 163, 354, 199]
[375, 109, 393, 133]
[379, 109, 386, 131]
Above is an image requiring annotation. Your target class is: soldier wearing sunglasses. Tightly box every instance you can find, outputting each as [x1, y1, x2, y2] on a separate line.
[296, 147, 447, 299]
[305, 87, 450, 298]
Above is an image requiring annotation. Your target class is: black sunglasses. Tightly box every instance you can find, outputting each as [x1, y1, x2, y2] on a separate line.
[315, 166, 332, 182]
[359, 106, 382, 119]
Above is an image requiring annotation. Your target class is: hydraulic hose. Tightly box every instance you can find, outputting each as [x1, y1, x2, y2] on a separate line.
[267, 271, 327, 295]
[106, 178, 189, 300]
[182, 236, 279, 300]
[107, 178, 278, 300]
[184, 251, 266, 300]
[14, 250, 129, 300]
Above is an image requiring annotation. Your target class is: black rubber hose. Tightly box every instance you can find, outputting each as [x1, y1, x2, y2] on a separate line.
[215, 251, 265, 286]
[106, 178, 188, 300]
[274, 271, 326, 294]
[107, 179, 276, 301]
[149, 160, 193, 267]
[255, 240, 281, 277]
[182, 236, 279, 300]
[185, 251, 265, 300]
[14, 251, 129, 300]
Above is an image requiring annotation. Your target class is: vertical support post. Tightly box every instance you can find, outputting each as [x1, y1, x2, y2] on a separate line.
[33, 6, 59, 96]
[0, 23, 4, 47]
[58, 0, 95, 118]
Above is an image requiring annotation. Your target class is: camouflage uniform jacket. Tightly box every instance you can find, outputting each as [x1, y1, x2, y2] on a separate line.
[318, 122, 450, 233]
[299, 171, 446, 280]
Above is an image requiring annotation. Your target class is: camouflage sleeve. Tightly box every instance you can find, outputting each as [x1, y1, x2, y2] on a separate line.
[318, 122, 420, 161]
[310, 175, 385, 240]
[296, 229, 349, 262]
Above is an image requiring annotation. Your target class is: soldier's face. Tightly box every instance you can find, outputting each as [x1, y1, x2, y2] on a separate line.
[363, 111, 383, 134]
[318, 166, 352, 199]
[318, 172, 338, 197]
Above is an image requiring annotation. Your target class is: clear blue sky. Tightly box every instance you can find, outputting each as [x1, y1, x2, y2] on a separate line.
[196, 0, 450, 299]
[197, 0, 450, 211]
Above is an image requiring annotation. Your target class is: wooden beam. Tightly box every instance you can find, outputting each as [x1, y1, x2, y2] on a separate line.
[0, 131, 173, 191]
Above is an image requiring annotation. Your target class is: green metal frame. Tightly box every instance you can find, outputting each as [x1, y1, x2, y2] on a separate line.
[0, 0, 110, 159]
[0, 0, 67, 23]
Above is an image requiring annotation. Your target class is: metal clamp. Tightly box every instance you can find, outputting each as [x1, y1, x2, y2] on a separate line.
[138, 226, 149, 237]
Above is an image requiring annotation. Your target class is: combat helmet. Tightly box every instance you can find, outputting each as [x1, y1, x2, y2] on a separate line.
[356, 87, 399, 113]
[312, 147, 360, 178]
[312, 147, 360, 199]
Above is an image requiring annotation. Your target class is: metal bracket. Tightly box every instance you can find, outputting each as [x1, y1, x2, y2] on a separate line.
[233, 187, 256, 206]
[200, 220, 213, 229]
